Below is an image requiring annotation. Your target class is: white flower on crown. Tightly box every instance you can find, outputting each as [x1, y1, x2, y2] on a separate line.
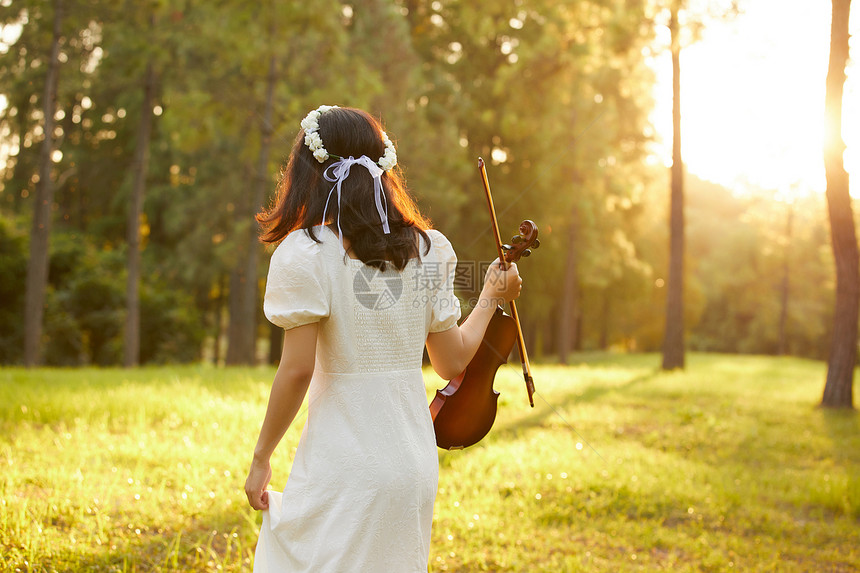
[378, 131, 398, 171]
[304, 131, 323, 151]
[300, 106, 336, 163]
[300, 105, 398, 171]
[378, 150, 397, 171]
[300, 113, 320, 132]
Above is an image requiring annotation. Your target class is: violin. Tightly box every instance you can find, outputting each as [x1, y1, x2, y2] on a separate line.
[429, 158, 539, 450]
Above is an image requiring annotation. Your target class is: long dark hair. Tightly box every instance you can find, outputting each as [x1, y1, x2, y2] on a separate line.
[257, 107, 431, 271]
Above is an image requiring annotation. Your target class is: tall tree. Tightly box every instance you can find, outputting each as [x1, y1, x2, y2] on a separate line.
[225, 53, 276, 366]
[123, 14, 157, 367]
[821, 0, 855, 409]
[557, 198, 582, 364]
[657, 0, 739, 369]
[661, 1, 685, 369]
[23, 0, 63, 366]
[778, 202, 793, 356]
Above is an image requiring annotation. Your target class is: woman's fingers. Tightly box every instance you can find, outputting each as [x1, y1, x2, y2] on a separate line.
[483, 260, 523, 303]
[246, 485, 269, 510]
[247, 489, 269, 510]
[505, 262, 521, 301]
[245, 460, 272, 510]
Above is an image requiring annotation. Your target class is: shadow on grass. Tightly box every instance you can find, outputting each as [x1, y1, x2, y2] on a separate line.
[819, 405, 860, 459]
[573, 369, 661, 404]
[819, 406, 860, 519]
[440, 369, 662, 459]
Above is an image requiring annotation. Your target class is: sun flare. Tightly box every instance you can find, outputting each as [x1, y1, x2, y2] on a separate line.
[649, 0, 859, 199]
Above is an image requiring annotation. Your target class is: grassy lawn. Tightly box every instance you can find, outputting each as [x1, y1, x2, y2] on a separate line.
[1, 353, 858, 571]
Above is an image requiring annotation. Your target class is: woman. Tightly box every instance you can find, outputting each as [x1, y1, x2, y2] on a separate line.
[244, 105, 521, 572]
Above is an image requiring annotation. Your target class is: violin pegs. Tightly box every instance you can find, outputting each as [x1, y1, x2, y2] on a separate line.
[502, 243, 513, 251]
[511, 235, 523, 244]
[522, 249, 532, 257]
[532, 239, 540, 249]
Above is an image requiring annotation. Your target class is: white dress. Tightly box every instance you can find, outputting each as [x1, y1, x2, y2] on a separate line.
[253, 225, 461, 573]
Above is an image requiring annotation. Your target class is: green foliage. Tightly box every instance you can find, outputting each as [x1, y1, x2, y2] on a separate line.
[401, 0, 658, 359]
[40, 233, 121, 365]
[139, 285, 206, 364]
[1, 356, 857, 571]
[684, 178, 834, 358]
[0, 216, 27, 363]
[34, 233, 205, 366]
[0, 0, 847, 363]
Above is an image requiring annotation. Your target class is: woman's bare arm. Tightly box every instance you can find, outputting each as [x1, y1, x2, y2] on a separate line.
[425, 260, 521, 379]
[245, 322, 318, 510]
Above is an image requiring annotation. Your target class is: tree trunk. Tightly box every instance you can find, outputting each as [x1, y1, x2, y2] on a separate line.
[600, 286, 611, 350]
[778, 204, 793, 356]
[23, 0, 63, 367]
[268, 322, 283, 365]
[226, 55, 277, 365]
[123, 56, 156, 368]
[821, 0, 856, 409]
[213, 273, 226, 365]
[661, 6, 686, 370]
[543, 305, 556, 358]
[557, 202, 581, 364]
[9, 101, 32, 215]
[225, 266, 250, 365]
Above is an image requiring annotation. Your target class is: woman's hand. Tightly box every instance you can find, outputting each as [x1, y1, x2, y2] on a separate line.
[245, 457, 272, 510]
[482, 258, 522, 305]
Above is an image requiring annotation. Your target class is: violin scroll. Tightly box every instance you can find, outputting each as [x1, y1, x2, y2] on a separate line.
[502, 220, 539, 263]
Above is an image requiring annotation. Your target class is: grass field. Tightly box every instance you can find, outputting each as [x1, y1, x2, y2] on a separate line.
[1, 353, 858, 572]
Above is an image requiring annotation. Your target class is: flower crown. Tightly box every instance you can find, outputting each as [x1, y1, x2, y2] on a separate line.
[300, 105, 397, 172]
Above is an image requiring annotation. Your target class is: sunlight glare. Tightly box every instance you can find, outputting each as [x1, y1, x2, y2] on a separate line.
[648, 0, 859, 198]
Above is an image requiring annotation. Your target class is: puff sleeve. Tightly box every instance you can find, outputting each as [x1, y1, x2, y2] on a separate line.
[427, 230, 462, 333]
[263, 230, 331, 330]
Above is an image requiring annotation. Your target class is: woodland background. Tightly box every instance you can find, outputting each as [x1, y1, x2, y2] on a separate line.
[0, 0, 850, 370]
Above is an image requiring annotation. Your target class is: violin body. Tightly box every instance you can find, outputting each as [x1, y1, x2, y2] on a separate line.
[430, 307, 516, 450]
[429, 158, 538, 451]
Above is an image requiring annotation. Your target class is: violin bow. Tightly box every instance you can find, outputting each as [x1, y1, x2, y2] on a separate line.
[477, 158, 536, 407]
